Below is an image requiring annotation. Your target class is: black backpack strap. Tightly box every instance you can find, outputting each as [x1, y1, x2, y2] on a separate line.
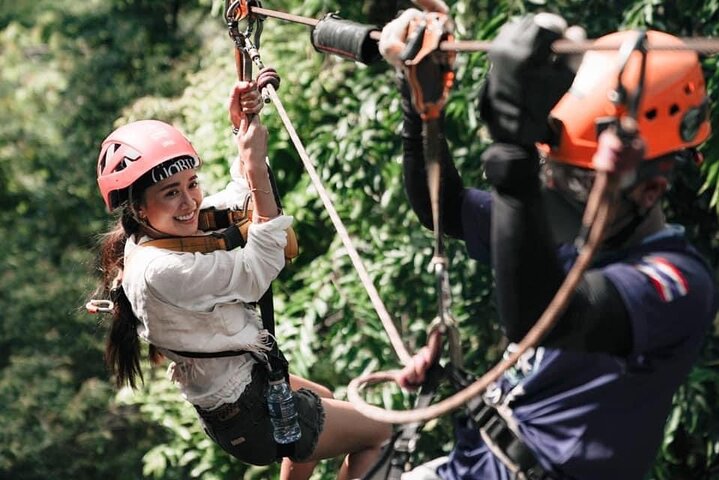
[257, 283, 289, 377]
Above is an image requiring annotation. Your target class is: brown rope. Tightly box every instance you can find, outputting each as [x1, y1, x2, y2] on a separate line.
[346, 173, 620, 424]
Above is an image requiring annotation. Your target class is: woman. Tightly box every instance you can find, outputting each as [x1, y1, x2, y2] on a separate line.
[92, 81, 391, 480]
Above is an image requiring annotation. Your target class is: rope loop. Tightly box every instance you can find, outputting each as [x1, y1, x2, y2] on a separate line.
[256, 66, 280, 92]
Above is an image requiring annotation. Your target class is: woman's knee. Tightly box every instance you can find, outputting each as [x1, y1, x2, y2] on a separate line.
[289, 374, 334, 398]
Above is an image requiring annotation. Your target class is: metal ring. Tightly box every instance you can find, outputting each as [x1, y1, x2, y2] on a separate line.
[86, 299, 114, 314]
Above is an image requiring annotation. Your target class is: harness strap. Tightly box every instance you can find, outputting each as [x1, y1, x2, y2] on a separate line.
[142, 205, 299, 260]
[467, 399, 552, 480]
[360, 363, 445, 480]
[198, 206, 251, 230]
[143, 224, 248, 253]
[388, 363, 445, 479]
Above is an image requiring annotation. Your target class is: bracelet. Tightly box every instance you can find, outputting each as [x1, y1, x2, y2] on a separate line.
[231, 126, 239, 135]
[254, 209, 282, 223]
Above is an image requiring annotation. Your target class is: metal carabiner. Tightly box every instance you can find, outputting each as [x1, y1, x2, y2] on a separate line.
[225, 0, 264, 50]
[427, 313, 464, 369]
[610, 29, 648, 123]
[85, 299, 114, 314]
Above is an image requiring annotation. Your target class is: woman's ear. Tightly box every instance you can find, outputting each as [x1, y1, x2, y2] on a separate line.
[637, 177, 669, 210]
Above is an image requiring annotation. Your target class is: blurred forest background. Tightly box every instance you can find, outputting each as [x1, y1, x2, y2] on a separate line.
[1, 0, 718, 479]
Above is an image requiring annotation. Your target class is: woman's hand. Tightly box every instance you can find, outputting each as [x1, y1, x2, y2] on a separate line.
[228, 80, 264, 131]
[229, 85, 278, 222]
[228, 81, 268, 179]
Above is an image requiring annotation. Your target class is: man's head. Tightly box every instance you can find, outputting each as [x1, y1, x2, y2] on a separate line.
[546, 29, 710, 170]
[539, 29, 710, 246]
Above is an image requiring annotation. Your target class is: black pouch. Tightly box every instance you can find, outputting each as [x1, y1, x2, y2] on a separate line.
[311, 13, 380, 64]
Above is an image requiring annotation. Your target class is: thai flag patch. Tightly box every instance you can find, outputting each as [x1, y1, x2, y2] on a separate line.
[635, 256, 689, 302]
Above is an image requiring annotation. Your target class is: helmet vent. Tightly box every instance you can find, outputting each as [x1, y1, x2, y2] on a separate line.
[669, 104, 680, 116]
[644, 108, 657, 121]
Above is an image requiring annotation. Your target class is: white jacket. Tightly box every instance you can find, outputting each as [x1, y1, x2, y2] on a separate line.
[122, 173, 293, 410]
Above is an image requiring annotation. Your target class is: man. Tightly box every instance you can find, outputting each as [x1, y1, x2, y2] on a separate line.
[379, 10, 717, 480]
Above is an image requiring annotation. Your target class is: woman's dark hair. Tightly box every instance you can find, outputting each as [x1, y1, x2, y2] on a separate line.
[97, 198, 162, 389]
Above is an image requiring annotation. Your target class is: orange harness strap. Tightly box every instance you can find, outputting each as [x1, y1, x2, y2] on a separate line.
[143, 206, 298, 260]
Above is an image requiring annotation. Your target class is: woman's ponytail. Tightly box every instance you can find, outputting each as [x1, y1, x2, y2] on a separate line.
[97, 208, 148, 389]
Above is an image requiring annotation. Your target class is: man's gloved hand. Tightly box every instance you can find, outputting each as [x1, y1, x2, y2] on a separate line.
[379, 8, 425, 72]
[411, 0, 449, 14]
[479, 13, 585, 147]
[380, 8, 454, 122]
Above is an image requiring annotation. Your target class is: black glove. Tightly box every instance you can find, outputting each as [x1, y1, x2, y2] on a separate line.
[479, 14, 578, 146]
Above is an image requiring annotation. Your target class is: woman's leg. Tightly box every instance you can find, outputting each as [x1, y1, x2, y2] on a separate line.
[280, 375, 335, 480]
[307, 398, 392, 480]
[290, 374, 334, 398]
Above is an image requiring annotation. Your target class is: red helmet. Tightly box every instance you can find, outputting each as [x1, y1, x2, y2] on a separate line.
[545, 30, 710, 169]
[97, 120, 201, 211]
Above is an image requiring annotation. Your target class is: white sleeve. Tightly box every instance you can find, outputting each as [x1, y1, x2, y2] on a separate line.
[144, 215, 293, 310]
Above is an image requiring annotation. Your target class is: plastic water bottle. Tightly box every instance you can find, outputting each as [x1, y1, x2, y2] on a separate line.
[266, 372, 302, 444]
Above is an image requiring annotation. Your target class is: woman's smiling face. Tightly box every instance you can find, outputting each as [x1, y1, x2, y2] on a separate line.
[138, 168, 203, 237]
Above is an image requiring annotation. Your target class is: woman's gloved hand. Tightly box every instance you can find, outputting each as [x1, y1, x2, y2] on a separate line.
[479, 13, 585, 147]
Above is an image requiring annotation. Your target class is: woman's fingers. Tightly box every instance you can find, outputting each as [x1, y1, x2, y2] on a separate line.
[228, 81, 263, 129]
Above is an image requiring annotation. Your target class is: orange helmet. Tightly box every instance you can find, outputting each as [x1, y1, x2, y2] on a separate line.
[97, 120, 201, 211]
[545, 30, 710, 169]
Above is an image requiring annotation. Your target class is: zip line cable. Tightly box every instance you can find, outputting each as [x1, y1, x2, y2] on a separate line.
[250, 5, 719, 54]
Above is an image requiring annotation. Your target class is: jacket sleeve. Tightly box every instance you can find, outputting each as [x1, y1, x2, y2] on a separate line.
[401, 86, 465, 239]
[485, 143, 634, 354]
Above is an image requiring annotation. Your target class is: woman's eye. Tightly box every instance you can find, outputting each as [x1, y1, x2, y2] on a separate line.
[189, 179, 200, 189]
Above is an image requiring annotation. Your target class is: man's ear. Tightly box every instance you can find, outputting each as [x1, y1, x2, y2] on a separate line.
[638, 176, 669, 210]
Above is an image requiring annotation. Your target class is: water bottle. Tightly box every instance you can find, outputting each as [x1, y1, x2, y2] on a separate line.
[266, 371, 302, 444]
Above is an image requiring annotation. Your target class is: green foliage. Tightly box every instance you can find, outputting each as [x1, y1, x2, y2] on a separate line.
[1, 0, 719, 479]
